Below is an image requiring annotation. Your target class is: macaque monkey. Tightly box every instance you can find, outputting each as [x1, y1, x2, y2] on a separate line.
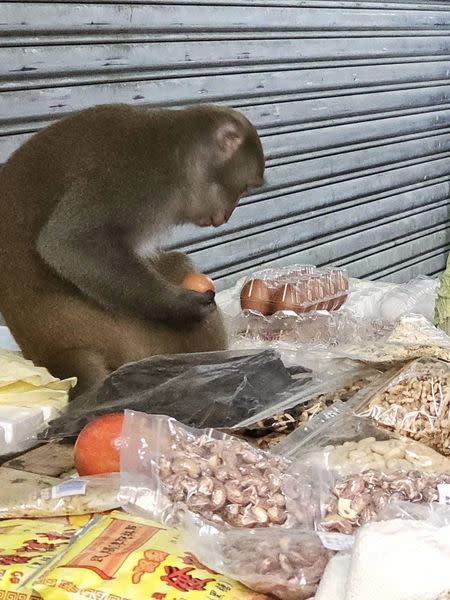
[0, 103, 264, 396]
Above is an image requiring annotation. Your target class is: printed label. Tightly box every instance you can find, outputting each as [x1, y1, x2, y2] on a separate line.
[51, 480, 87, 500]
[438, 483, 450, 505]
[63, 519, 161, 580]
[318, 531, 354, 551]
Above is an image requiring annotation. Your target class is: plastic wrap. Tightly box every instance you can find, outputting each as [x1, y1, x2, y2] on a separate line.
[231, 366, 380, 449]
[356, 357, 450, 455]
[339, 314, 450, 364]
[316, 502, 450, 600]
[183, 513, 332, 600]
[275, 396, 450, 474]
[342, 516, 450, 600]
[30, 510, 270, 600]
[232, 307, 390, 347]
[42, 350, 311, 439]
[378, 276, 439, 323]
[0, 474, 121, 519]
[312, 468, 450, 535]
[239, 264, 348, 315]
[119, 411, 314, 530]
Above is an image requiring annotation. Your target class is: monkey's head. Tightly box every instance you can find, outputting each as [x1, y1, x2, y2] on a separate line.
[179, 105, 265, 228]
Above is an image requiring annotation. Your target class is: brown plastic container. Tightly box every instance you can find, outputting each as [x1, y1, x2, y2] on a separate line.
[240, 265, 348, 316]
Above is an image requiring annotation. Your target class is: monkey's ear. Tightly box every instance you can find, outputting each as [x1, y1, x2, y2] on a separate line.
[215, 120, 243, 159]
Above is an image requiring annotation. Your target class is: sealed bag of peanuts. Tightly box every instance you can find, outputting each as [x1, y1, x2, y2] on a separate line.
[27, 511, 269, 600]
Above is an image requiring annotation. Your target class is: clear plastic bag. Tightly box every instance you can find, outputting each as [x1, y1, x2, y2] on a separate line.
[275, 395, 450, 474]
[356, 357, 450, 455]
[239, 265, 349, 315]
[41, 350, 311, 440]
[183, 513, 332, 600]
[343, 510, 450, 600]
[119, 410, 314, 530]
[305, 466, 450, 536]
[339, 314, 450, 364]
[231, 366, 380, 450]
[0, 474, 121, 519]
[379, 276, 439, 323]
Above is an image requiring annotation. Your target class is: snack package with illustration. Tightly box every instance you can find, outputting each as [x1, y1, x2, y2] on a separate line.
[30, 510, 270, 600]
[0, 517, 77, 599]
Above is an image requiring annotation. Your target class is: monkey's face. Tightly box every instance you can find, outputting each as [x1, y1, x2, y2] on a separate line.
[188, 125, 265, 229]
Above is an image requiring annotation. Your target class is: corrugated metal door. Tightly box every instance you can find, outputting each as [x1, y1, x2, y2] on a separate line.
[1, 1, 450, 291]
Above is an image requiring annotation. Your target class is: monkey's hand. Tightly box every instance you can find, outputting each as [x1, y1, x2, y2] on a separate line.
[167, 288, 216, 324]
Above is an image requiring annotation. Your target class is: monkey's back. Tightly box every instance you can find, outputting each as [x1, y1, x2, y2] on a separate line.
[0, 105, 152, 361]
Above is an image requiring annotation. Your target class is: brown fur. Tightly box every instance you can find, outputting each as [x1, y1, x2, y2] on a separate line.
[0, 103, 264, 395]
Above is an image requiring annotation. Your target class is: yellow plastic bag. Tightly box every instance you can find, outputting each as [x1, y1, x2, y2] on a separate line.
[0, 517, 76, 599]
[32, 511, 268, 600]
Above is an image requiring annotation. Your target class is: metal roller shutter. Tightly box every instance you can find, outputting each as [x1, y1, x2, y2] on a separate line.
[1, 0, 450, 291]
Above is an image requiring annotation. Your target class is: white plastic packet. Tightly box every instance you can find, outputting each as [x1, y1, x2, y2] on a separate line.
[0, 474, 121, 518]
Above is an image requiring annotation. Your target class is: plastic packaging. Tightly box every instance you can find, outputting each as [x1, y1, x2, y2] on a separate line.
[0, 474, 121, 519]
[275, 397, 450, 474]
[119, 411, 313, 530]
[0, 517, 76, 598]
[342, 516, 450, 600]
[0, 349, 75, 455]
[313, 468, 450, 535]
[339, 314, 450, 364]
[316, 502, 450, 600]
[379, 276, 439, 323]
[232, 307, 390, 347]
[239, 264, 349, 315]
[356, 357, 450, 455]
[41, 350, 312, 440]
[183, 513, 332, 600]
[232, 366, 380, 449]
[30, 510, 269, 600]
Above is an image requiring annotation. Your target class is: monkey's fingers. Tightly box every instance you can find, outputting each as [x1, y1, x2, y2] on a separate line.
[166, 289, 217, 325]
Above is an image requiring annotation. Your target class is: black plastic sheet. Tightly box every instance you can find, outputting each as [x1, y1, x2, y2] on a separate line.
[41, 350, 311, 439]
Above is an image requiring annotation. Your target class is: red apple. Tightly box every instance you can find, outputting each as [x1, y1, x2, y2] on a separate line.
[74, 413, 124, 476]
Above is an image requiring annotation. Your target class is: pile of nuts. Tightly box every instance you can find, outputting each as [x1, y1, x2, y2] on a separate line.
[366, 358, 450, 455]
[222, 531, 331, 600]
[322, 469, 450, 534]
[327, 436, 450, 473]
[158, 429, 293, 528]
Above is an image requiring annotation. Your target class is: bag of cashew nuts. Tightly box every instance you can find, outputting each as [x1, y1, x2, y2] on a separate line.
[286, 459, 450, 541]
[182, 512, 333, 600]
[355, 356, 450, 456]
[275, 399, 450, 475]
[119, 410, 316, 530]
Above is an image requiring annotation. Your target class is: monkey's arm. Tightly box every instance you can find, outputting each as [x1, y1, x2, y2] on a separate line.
[37, 188, 214, 324]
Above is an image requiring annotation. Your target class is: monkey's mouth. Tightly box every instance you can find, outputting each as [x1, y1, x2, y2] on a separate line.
[197, 212, 231, 228]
